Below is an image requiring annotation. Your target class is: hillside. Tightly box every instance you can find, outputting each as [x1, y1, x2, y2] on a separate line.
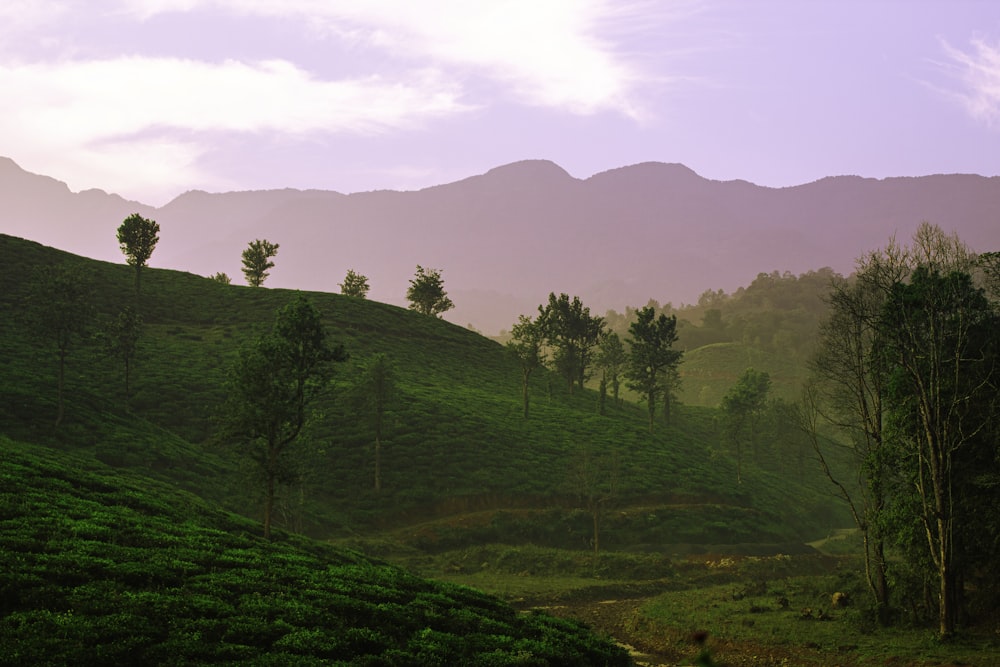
[0, 233, 847, 547]
[3, 156, 1000, 333]
[0, 437, 629, 665]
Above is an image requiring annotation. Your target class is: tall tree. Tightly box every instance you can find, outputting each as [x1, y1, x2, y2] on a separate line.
[596, 331, 627, 409]
[358, 353, 396, 492]
[242, 239, 279, 287]
[539, 293, 604, 393]
[28, 266, 93, 428]
[219, 295, 347, 539]
[880, 264, 996, 638]
[406, 265, 454, 316]
[720, 367, 771, 483]
[101, 305, 142, 412]
[808, 257, 904, 624]
[339, 269, 370, 298]
[625, 306, 682, 432]
[116, 213, 160, 296]
[506, 314, 546, 419]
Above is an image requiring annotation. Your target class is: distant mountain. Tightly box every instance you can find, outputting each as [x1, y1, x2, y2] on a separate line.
[3, 156, 999, 333]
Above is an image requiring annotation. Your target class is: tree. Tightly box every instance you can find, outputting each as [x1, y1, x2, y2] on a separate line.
[340, 269, 370, 298]
[219, 295, 347, 539]
[625, 306, 682, 432]
[406, 265, 454, 316]
[506, 314, 546, 419]
[357, 353, 396, 493]
[101, 305, 142, 412]
[116, 213, 160, 296]
[242, 239, 279, 287]
[28, 266, 93, 428]
[808, 260, 903, 624]
[211, 272, 232, 285]
[880, 264, 997, 638]
[809, 222, 1000, 636]
[719, 368, 771, 483]
[538, 293, 604, 393]
[567, 443, 621, 564]
[595, 332, 627, 409]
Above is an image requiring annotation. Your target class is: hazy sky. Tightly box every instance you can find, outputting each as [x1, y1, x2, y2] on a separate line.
[2, 1, 999, 206]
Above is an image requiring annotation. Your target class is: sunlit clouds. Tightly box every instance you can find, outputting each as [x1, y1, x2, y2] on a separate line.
[940, 38, 1000, 127]
[116, 0, 653, 117]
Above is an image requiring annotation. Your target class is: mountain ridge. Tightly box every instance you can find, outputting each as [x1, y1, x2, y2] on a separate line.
[2, 156, 999, 333]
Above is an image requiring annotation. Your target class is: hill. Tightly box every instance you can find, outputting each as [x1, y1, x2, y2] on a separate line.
[3, 156, 1000, 333]
[0, 233, 861, 662]
[0, 233, 847, 547]
[0, 437, 629, 665]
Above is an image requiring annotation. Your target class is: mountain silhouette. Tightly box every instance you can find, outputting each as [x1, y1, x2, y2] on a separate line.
[3, 156, 999, 333]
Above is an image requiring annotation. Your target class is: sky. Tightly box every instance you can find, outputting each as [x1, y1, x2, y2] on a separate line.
[2, 1, 1000, 206]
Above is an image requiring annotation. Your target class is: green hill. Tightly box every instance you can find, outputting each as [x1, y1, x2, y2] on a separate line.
[678, 341, 807, 408]
[1, 233, 844, 545]
[0, 437, 628, 665]
[0, 233, 852, 662]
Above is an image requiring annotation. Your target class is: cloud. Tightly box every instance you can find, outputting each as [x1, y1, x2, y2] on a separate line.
[0, 56, 467, 202]
[116, 0, 655, 118]
[940, 38, 1000, 126]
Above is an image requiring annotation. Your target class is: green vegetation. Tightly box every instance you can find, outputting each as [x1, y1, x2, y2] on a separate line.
[242, 239, 279, 287]
[0, 438, 629, 665]
[6, 227, 995, 664]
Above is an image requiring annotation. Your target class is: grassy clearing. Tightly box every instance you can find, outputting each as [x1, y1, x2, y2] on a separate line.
[635, 568, 999, 666]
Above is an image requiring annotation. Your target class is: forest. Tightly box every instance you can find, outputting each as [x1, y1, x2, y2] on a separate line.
[1, 218, 999, 666]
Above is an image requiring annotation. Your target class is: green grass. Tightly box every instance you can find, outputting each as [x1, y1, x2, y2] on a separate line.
[636, 572, 999, 666]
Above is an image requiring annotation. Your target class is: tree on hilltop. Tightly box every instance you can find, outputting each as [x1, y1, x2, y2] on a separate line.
[406, 265, 454, 317]
[340, 269, 370, 298]
[242, 239, 279, 287]
[116, 213, 159, 296]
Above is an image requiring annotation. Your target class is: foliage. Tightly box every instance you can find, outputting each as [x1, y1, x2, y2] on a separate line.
[625, 306, 682, 432]
[406, 265, 454, 316]
[809, 223, 1000, 638]
[506, 314, 546, 419]
[719, 368, 770, 484]
[218, 295, 348, 538]
[0, 438, 631, 666]
[0, 233, 849, 549]
[595, 331, 627, 410]
[116, 213, 160, 295]
[539, 293, 604, 394]
[210, 272, 232, 285]
[241, 239, 279, 287]
[340, 269, 370, 298]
